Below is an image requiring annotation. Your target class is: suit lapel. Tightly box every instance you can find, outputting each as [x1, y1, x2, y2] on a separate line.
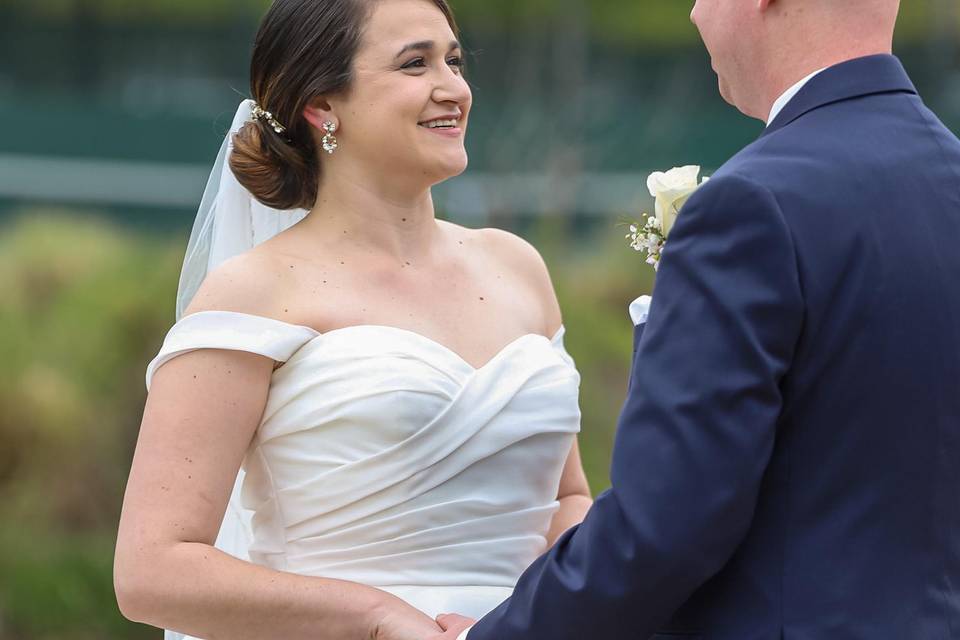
[762, 54, 917, 138]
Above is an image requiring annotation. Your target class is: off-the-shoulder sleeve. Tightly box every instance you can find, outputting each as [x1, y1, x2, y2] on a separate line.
[145, 311, 320, 391]
[549, 325, 576, 369]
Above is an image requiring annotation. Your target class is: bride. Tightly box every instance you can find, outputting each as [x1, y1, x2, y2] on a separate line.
[113, 0, 592, 639]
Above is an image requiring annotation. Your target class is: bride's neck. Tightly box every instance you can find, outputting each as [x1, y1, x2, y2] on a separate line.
[303, 168, 440, 260]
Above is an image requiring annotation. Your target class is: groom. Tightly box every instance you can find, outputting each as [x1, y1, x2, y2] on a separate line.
[434, 0, 960, 638]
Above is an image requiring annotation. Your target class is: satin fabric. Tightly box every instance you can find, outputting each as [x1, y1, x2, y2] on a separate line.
[145, 310, 581, 634]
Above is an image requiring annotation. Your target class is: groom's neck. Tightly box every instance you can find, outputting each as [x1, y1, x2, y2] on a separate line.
[764, 46, 893, 116]
[754, 38, 894, 123]
[745, 2, 897, 121]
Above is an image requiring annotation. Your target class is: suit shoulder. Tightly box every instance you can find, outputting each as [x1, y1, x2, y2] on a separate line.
[687, 170, 781, 213]
[677, 171, 797, 256]
[712, 133, 784, 180]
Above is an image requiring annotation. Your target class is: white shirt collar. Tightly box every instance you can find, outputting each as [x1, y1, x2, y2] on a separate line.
[766, 67, 828, 126]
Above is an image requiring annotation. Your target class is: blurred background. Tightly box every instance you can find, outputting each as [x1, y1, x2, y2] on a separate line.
[0, 0, 957, 637]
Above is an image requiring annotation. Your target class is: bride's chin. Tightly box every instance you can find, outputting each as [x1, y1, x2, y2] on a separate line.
[448, 157, 469, 177]
[421, 156, 469, 183]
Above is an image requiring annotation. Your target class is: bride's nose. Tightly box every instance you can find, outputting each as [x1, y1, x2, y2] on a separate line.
[431, 69, 471, 107]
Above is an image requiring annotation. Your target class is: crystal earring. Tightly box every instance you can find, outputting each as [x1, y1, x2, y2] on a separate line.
[321, 121, 339, 154]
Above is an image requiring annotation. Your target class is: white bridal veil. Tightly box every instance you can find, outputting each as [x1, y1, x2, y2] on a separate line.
[175, 99, 309, 320]
[165, 100, 309, 640]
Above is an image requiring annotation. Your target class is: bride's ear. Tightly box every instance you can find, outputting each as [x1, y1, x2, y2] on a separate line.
[303, 99, 339, 134]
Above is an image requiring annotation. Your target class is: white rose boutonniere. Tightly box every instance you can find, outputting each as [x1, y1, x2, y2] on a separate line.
[626, 165, 709, 270]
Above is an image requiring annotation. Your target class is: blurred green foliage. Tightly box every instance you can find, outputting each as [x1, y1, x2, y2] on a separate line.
[0, 212, 181, 639]
[3, 0, 948, 45]
[0, 210, 650, 638]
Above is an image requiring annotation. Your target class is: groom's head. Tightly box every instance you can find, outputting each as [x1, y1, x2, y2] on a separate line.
[691, 0, 901, 121]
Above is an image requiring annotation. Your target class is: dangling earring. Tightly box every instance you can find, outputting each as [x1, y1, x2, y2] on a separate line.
[321, 121, 339, 154]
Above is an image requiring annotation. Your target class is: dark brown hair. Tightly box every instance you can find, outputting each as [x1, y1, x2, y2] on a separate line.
[230, 0, 460, 211]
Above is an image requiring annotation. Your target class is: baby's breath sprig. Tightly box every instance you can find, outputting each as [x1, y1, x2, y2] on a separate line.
[625, 214, 666, 270]
[623, 165, 708, 271]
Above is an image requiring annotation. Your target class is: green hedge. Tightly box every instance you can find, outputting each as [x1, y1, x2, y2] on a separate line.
[0, 211, 184, 638]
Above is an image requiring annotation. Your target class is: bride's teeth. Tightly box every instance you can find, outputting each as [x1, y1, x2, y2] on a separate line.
[422, 119, 457, 129]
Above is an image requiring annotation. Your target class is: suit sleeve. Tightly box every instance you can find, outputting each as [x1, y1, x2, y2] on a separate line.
[467, 173, 804, 639]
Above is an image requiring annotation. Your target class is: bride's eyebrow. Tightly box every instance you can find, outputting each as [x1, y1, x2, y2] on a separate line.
[394, 39, 461, 58]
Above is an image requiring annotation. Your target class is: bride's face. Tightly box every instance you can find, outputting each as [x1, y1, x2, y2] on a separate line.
[329, 0, 472, 185]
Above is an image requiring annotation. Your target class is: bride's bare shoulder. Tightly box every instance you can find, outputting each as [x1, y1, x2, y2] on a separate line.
[442, 221, 562, 333]
[182, 248, 293, 319]
[441, 221, 542, 268]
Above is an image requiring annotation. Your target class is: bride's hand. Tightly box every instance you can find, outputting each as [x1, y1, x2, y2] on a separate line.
[369, 595, 444, 640]
[433, 613, 475, 639]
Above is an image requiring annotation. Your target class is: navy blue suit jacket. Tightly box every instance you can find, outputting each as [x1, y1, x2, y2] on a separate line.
[468, 55, 960, 639]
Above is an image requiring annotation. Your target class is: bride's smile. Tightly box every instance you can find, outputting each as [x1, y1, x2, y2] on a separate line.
[308, 0, 473, 194]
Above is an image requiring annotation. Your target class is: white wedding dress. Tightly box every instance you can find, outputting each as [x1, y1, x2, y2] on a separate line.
[145, 310, 581, 637]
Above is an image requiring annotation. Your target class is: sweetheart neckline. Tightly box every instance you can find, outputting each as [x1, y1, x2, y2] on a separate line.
[306, 325, 553, 372]
[183, 310, 565, 372]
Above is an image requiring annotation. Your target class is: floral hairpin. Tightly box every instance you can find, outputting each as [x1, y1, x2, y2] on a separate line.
[251, 103, 288, 135]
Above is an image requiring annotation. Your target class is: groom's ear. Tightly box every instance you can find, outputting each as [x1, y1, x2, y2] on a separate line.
[303, 98, 339, 134]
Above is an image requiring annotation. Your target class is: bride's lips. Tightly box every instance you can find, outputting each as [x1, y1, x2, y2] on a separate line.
[422, 126, 463, 138]
[418, 115, 464, 138]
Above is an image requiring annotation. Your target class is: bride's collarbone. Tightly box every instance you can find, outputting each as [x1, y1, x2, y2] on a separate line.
[273, 292, 545, 367]
[282, 269, 535, 329]
[251, 246, 548, 356]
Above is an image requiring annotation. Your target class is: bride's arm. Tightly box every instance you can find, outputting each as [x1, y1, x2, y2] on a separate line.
[114, 262, 437, 640]
[546, 440, 593, 546]
[114, 344, 436, 640]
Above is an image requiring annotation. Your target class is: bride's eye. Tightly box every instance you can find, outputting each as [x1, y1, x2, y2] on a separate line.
[447, 56, 465, 72]
[400, 57, 427, 70]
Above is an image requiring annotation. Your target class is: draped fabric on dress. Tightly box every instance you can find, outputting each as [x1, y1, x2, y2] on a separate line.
[145, 311, 581, 636]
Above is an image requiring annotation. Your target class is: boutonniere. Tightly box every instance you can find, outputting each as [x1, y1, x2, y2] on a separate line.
[626, 165, 708, 270]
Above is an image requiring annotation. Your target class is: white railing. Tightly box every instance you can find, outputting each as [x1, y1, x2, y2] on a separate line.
[0, 153, 661, 220]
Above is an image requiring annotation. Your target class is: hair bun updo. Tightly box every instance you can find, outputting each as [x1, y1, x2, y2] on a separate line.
[230, 116, 319, 211]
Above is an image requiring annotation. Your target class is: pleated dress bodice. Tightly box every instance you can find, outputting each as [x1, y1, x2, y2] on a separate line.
[146, 311, 581, 619]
